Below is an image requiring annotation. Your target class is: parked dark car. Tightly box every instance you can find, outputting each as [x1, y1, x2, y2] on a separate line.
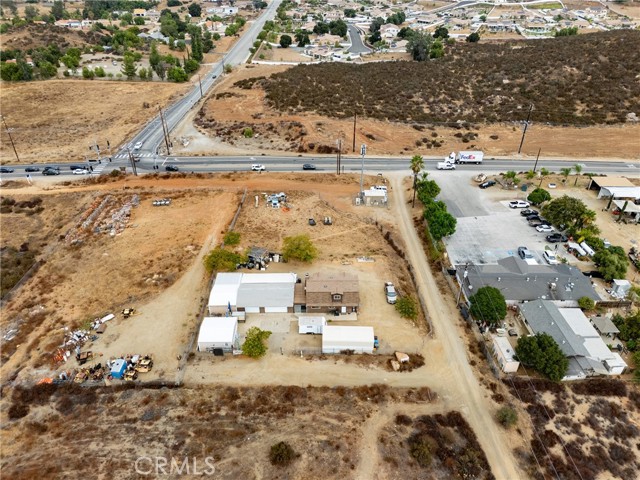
[302, 163, 316, 170]
[165, 165, 179, 172]
[546, 233, 568, 243]
[0, 167, 15, 173]
[479, 180, 496, 189]
[25, 166, 40, 172]
[520, 209, 538, 217]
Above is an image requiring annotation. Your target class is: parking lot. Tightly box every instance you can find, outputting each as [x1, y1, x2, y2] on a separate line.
[433, 170, 559, 265]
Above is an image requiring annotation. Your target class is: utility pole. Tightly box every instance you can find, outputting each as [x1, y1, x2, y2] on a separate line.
[198, 74, 204, 99]
[94, 139, 101, 163]
[1, 116, 20, 162]
[159, 107, 171, 155]
[359, 143, 366, 197]
[456, 263, 469, 305]
[336, 139, 342, 175]
[107, 139, 111, 161]
[533, 147, 541, 173]
[352, 112, 357, 153]
[518, 104, 533, 154]
[126, 147, 138, 176]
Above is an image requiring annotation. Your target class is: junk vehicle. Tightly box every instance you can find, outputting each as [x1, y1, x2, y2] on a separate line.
[135, 356, 153, 373]
[473, 173, 487, 183]
[455, 151, 484, 164]
[122, 308, 135, 318]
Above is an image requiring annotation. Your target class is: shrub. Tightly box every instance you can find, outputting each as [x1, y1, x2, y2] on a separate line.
[408, 434, 432, 467]
[8, 403, 29, 420]
[577, 296, 596, 311]
[469, 286, 507, 325]
[269, 441, 295, 466]
[282, 234, 317, 262]
[223, 231, 241, 245]
[242, 327, 272, 358]
[395, 296, 418, 320]
[527, 188, 551, 205]
[243, 127, 254, 138]
[203, 247, 244, 272]
[496, 406, 518, 428]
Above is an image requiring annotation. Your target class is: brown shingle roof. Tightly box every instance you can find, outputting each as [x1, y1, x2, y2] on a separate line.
[305, 272, 358, 294]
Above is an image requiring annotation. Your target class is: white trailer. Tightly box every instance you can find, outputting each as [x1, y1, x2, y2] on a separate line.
[455, 151, 484, 164]
[322, 325, 374, 354]
[298, 316, 326, 335]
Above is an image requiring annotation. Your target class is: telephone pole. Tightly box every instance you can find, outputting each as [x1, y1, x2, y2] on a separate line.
[198, 74, 204, 98]
[518, 104, 533, 154]
[336, 139, 342, 175]
[533, 147, 541, 173]
[359, 143, 366, 197]
[159, 107, 171, 155]
[1, 116, 20, 162]
[126, 147, 138, 176]
[352, 112, 357, 153]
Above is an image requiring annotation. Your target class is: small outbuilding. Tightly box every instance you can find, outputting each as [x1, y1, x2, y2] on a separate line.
[110, 359, 127, 379]
[298, 316, 326, 334]
[492, 336, 519, 373]
[197, 317, 239, 353]
[322, 325, 374, 354]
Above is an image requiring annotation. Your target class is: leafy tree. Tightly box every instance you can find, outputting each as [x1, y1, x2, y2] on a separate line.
[121, 55, 137, 80]
[594, 248, 628, 281]
[203, 247, 244, 272]
[398, 26, 414, 39]
[433, 26, 449, 39]
[542, 195, 595, 230]
[279, 34, 292, 48]
[577, 296, 595, 311]
[344, 8, 356, 18]
[634, 351, 640, 383]
[253, 0, 268, 9]
[223, 231, 241, 246]
[369, 16, 384, 33]
[560, 167, 572, 183]
[242, 327, 272, 358]
[515, 333, 569, 382]
[167, 0, 181, 6]
[203, 30, 214, 52]
[51, 0, 65, 20]
[466, 32, 480, 43]
[0, 61, 32, 81]
[295, 31, 310, 47]
[417, 177, 441, 204]
[282, 234, 317, 262]
[134, 16, 145, 25]
[527, 188, 551, 206]
[503, 170, 517, 186]
[38, 61, 58, 79]
[329, 19, 347, 37]
[269, 441, 295, 466]
[555, 27, 578, 37]
[406, 31, 433, 62]
[188, 2, 202, 17]
[423, 199, 447, 220]
[410, 155, 424, 207]
[469, 286, 506, 325]
[573, 163, 583, 186]
[82, 66, 95, 79]
[313, 21, 329, 35]
[525, 170, 536, 180]
[395, 296, 418, 320]
[428, 209, 456, 241]
[223, 63, 233, 74]
[24, 5, 38, 22]
[496, 406, 518, 428]
[538, 167, 549, 187]
[184, 58, 199, 73]
[60, 53, 80, 73]
[409, 435, 432, 467]
[167, 66, 188, 82]
[429, 39, 444, 59]
[386, 11, 405, 25]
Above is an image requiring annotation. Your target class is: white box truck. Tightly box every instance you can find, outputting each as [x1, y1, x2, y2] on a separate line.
[455, 151, 484, 165]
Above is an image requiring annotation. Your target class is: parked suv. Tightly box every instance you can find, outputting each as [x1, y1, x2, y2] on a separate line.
[518, 246, 534, 260]
[384, 282, 397, 304]
[509, 200, 530, 209]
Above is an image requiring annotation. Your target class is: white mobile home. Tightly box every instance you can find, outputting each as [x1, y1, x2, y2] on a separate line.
[322, 326, 374, 354]
[197, 317, 239, 353]
[298, 316, 326, 335]
[492, 336, 519, 373]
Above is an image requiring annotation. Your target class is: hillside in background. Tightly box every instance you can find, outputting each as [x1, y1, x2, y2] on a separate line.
[262, 30, 640, 126]
[0, 24, 106, 51]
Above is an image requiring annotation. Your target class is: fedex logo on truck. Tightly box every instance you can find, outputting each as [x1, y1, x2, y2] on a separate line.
[460, 153, 476, 160]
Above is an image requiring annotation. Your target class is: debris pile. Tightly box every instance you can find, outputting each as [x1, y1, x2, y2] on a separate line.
[65, 194, 139, 244]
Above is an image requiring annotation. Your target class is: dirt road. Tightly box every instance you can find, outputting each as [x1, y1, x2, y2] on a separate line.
[389, 174, 523, 480]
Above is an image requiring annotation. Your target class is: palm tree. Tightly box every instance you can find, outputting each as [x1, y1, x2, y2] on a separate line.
[538, 168, 549, 187]
[410, 155, 424, 207]
[573, 163, 583, 186]
[504, 170, 517, 187]
[560, 167, 572, 184]
[525, 170, 536, 180]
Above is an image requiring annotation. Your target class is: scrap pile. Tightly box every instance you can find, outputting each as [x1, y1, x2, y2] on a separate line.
[73, 363, 105, 384]
[106, 354, 154, 382]
[264, 192, 288, 209]
[64, 194, 139, 244]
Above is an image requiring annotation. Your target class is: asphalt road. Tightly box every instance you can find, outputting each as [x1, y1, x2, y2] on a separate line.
[347, 25, 372, 54]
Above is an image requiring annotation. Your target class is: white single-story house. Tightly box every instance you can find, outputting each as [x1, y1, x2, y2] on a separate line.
[298, 316, 326, 335]
[197, 317, 239, 353]
[492, 335, 519, 373]
[208, 272, 297, 315]
[322, 325, 374, 354]
[361, 189, 387, 207]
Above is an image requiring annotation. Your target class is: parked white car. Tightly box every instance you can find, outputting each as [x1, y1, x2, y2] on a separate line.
[509, 200, 530, 209]
[251, 164, 266, 171]
[543, 251, 559, 264]
[384, 282, 397, 304]
[536, 224, 554, 233]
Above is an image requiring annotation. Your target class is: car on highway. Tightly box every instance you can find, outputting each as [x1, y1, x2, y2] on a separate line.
[25, 166, 40, 172]
[133, 141, 143, 150]
[69, 164, 86, 171]
[436, 162, 456, 170]
[0, 167, 15, 173]
[543, 251, 559, 265]
[73, 168, 89, 175]
[165, 165, 179, 172]
[384, 282, 397, 304]
[546, 233, 568, 243]
[479, 180, 496, 189]
[302, 163, 316, 170]
[251, 164, 266, 171]
[509, 200, 530, 209]
[42, 168, 60, 175]
[518, 246, 534, 260]
[520, 209, 538, 217]
[536, 224, 554, 233]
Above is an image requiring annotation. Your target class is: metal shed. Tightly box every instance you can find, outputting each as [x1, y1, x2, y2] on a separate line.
[197, 317, 239, 353]
[322, 325, 374, 354]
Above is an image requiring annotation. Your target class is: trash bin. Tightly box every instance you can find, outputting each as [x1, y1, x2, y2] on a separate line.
[521, 184, 528, 191]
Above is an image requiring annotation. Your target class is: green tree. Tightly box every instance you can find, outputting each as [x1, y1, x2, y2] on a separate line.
[594, 247, 628, 281]
[527, 188, 551, 206]
[395, 296, 418, 320]
[560, 167, 572, 183]
[503, 170, 517, 186]
[313, 21, 329, 35]
[416, 176, 440, 204]
[428, 209, 456, 241]
[167, 66, 188, 82]
[203, 247, 244, 272]
[60, 53, 80, 73]
[329, 19, 347, 37]
[577, 296, 595, 311]
[344, 8, 356, 18]
[81, 66, 95, 79]
[429, 39, 444, 59]
[121, 55, 137, 79]
[496, 406, 518, 428]
[410, 155, 424, 207]
[37, 60, 58, 79]
[515, 333, 569, 382]
[573, 163, 583, 186]
[269, 441, 296, 466]
[466, 32, 480, 43]
[282, 234, 317, 262]
[542, 195, 595, 229]
[469, 286, 506, 325]
[223, 231, 241, 245]
[406, 31, 433, 61]
[279, 34, 292, 48]
[24, 5, 38, 22]
[242, 327, 272, 358]
[538, 167, 549, 187]
[433, 26, 449, 39]
[188, 2, 202, 17]
[203, 30, 214, 53]
[525, 170, 536, 180]
[184, 58, 199, 73]
[555, 26, 578, 37]
[398, 27, 414, 39]
[633, 351, 640, 383]
[51, 0, 65, 20]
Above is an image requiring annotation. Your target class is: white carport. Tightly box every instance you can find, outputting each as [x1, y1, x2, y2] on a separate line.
[322, 325, 374, 354]
[197, 317, 238, 353]
[208, 273, 243, 315]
